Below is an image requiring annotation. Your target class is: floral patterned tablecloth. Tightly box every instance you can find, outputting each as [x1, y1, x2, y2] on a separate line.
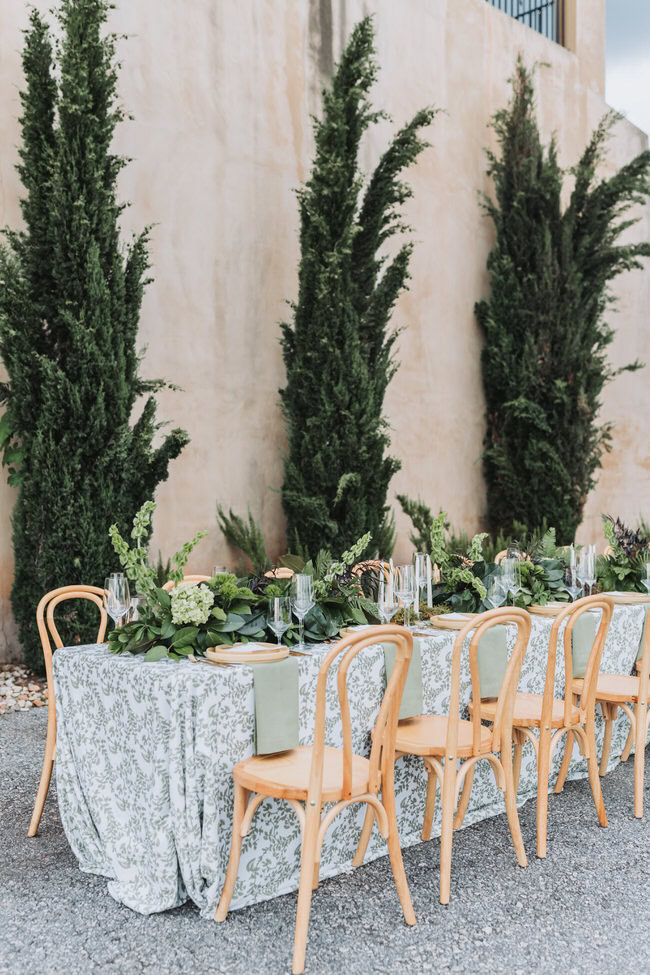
[53, 605, 645, 917]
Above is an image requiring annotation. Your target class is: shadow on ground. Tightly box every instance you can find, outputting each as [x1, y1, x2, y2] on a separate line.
[2, 709, 650, 974]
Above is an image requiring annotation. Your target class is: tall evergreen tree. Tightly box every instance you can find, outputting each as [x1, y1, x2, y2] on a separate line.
[280, 17, 435, 559]
[0, 0, 188, 669]
[476, 59, 650, 543]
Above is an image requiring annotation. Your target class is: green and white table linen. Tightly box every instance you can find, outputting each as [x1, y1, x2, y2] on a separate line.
[52, 604, 646, 918]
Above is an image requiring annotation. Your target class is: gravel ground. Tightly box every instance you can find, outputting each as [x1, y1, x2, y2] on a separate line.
[0, 665, 47, 714]
[2, 709, 650, 975]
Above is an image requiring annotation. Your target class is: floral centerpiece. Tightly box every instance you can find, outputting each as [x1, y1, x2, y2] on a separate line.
[597, 515, 650, 593]
[106, 503, 380, 660]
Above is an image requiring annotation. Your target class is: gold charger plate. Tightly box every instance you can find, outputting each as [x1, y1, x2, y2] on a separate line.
[429, 613, 478, 631]
[528, 602, 569, 618]
[205, 642, 288, 664]
[605, 591, 650, 605]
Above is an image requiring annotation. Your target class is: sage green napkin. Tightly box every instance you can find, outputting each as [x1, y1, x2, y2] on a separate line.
[383, 640, 423, 719]
[571, 612, 598, 679]
[476, 626, 508, 699]
[250, 656, 300, 755]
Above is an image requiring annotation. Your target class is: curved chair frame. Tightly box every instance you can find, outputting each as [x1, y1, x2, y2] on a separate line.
[28, 585, 108, 837]
[355, 607, 531, 905]
[216, 625, 415, 974]
[263, 567, 295, 579]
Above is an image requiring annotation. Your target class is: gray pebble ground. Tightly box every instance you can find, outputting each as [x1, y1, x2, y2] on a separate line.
[2, 709, 650, 975]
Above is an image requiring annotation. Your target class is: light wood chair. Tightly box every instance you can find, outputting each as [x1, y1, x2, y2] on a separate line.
[215, 625, 415, 974]
[471, 594, 614, 858]
[352, 560, 391, 579]
[162, 574, 212, 591]
[263, 567, 295, 579]
[28, 585, 108, 837]
[355, 608, 531, 905]
[577, 609, 650, 818]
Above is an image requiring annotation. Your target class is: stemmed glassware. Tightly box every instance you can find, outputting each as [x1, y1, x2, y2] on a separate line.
[104, 573, 130, 628]
[485, 575, 507, 610]
[563, 565, 582, 602]
[642, 562, 650, 596]
[500, 558, 521, 607]
[267, 596, 292, 647]
[377, 573, 398, 624]
[577, 549, 596, 597]
[395, 564, 415, 628]
[291, 574, 314, 650]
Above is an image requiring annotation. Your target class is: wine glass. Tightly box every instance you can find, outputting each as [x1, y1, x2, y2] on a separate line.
[378, 573, 398, 624]
[414, 552, 428, 609]
[563, 565, 582, 602]
[104, 574, 130, 627]
[395, 564, 415, 627]
[291, 574, 314, 650]
[267, 596, 292, 647]
[129, 595, 147, 622]
[577, 550, 596, 597]
[642, 562, 650, 596]
[485, 575, 507, 610]
[501, 558, 521, 606]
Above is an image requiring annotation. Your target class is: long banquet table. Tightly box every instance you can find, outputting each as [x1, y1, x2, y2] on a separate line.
[52, 605, 646, 917]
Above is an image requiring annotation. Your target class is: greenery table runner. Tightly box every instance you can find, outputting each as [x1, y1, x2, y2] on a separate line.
[52, 605, 645, 917]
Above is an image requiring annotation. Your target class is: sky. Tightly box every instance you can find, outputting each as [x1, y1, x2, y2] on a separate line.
[606, 0, 650, 135]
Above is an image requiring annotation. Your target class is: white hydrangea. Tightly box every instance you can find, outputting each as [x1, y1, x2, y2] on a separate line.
[170, 583, 213, 626]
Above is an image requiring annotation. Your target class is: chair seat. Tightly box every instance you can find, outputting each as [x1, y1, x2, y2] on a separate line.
[233, 745, 371, 802]
[469, 692, 579, 729]
[395, 714, 493, 758]
[573, 674, 646, 704]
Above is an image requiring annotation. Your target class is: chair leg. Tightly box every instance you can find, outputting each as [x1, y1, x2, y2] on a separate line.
[28, 714, 56, 837]
[512, 730, 524, 794]
[453, 763, 474, 830]
[215, 783, 250, 922]
[599, 704, 616, 776]
[501, 739, 527, 867]
[292, 802, 322, 975]
[536, 730, 551, 859]
[352, 803, 375, 868]
[585, 716, 608, 828]
[621, 720, 635, 763]
[634, 702, 646, 819]
[554, 730, 573, 794]
[381, 766, 416, 925]
[439, 758, 456, 905]
[422, 768, 438, 840]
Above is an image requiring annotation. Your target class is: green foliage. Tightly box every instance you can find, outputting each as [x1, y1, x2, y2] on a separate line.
[597, 514, 650, 592]
[216, 505, 269, 574]
[280, 17, 436, 559]
[476, 58, 650, 543]
[0, 1, 188, 669]
[396, 494, 440, 552]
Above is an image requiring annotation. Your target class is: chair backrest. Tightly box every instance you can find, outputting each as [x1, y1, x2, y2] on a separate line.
[351, 560, 391, 580]
[162, 574, 212, 591]
[306, 625, 413, 806]
[543, 594, 614, 726]
[495, 549, 530, 564]
[455, 608, 531, 759]
[263, 567, 295, 579]
[36, 585, 108, 687]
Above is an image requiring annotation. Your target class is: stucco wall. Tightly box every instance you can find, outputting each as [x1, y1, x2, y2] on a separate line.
[0, 0, 648, 660]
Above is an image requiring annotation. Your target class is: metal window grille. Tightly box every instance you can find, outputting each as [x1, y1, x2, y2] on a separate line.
[486, 0, 565, 45]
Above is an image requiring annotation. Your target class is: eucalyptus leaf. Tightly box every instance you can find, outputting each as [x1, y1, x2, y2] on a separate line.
[144, 645, 168, 662]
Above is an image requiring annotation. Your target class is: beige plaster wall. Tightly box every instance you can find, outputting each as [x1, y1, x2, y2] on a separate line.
[0, 0, 648, 659]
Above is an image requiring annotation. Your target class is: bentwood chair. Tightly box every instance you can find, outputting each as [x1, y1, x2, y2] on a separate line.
[28, 585, 108, 837]
[355, 608, 531, 905]
[216, 625, 415, 974]
[578, 608, 650, 817]
[471, 595, 614, 858]
[162, 574, 212, 591]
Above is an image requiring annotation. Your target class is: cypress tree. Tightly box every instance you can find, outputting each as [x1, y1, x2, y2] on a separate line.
[0, 1, 188, 669]
[476, 59, 650, 542]
[280, 16, 435, 559]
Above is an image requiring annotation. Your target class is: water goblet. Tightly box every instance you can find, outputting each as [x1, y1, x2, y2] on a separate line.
[291, 574, 314, 650]
[104, 574, 130, 628]
[129, 595, 147, 622]
[501, 558, 521, 606]
[485, 575, 507, 610]
[267, 596, 292, 647]
[563, 565, 582, 602]
[642, 562, 650, 596]
[378, 573, 398, 624]
[395, 564, 415, 628]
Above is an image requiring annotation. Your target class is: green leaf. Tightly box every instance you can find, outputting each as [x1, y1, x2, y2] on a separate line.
[160, 620, 176, 640]
[171, 626, 199, 648]
[230, 600, 253, 615]
[211, 613, 245, 633]
[210, 606, 227, 621]
[155, 587, 171, 609]
[144, 645, 169, 662]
